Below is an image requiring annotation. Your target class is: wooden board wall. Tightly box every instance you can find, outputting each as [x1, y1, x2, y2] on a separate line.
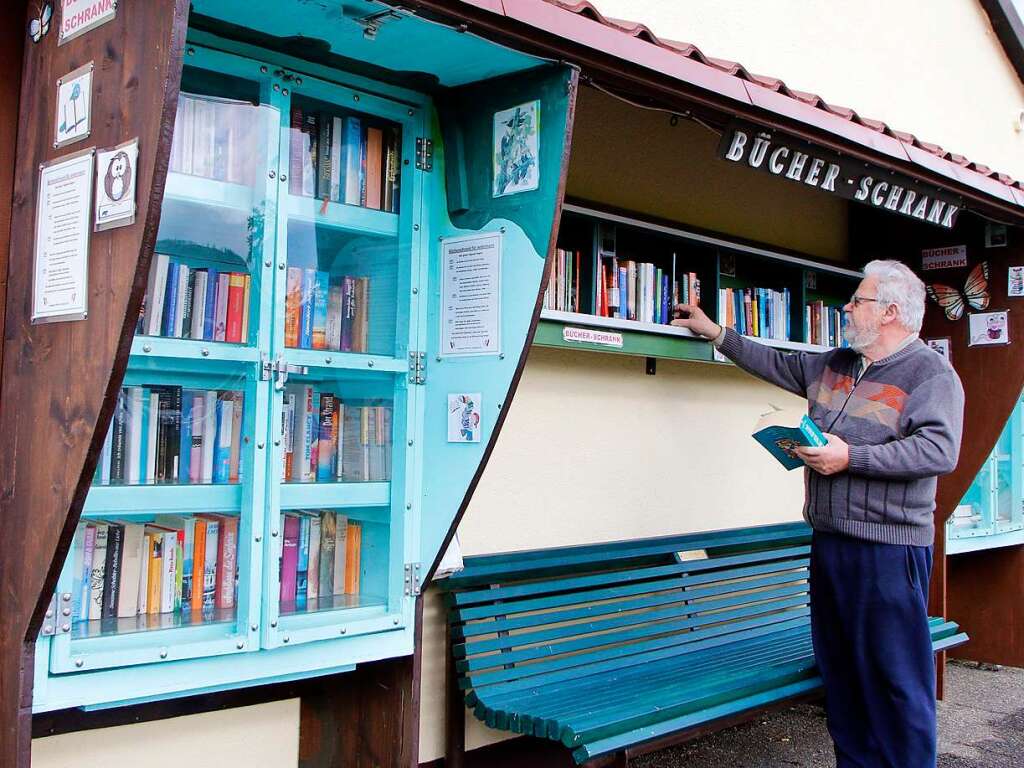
[0, 3, 189, 767]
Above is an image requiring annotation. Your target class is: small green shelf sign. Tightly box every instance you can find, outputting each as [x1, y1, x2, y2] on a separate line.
[562, 326, 623, 347]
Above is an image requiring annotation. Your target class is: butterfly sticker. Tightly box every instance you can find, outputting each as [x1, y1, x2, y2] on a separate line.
[29, 2, 52, 44]
[926, 261, 990, 321]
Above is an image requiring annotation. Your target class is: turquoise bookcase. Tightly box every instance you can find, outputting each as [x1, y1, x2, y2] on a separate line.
[947, 397, 1024, 554]
[34, 22, 575, 711]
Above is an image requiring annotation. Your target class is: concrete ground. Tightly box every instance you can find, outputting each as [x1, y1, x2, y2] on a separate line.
[633, 661, 1024, 767]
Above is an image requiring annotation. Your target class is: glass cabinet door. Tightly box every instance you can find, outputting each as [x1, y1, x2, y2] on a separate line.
[260, 72, 422, 648]
[50, 47, 277, 674]
[950, 457, 996, 541]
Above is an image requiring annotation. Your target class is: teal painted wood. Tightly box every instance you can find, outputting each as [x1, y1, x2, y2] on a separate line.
[441, 527, 970, 765]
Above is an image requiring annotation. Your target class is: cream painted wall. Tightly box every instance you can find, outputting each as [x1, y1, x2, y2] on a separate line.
[589, 0, 1024, 181]
[32, 700, 299, 768]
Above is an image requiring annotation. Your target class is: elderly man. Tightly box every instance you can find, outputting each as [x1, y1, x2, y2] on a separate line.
[673, 259, 964, 768]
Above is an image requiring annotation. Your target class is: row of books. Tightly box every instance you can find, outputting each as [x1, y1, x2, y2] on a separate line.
[279, 511, 362, 609]
[284, 267, 370, 352]
[170, 93, 260, 187]
[718, 286, 792, 342]
[596, 259, 699, 324]
[805, 301, 849, 348]
[282, 386, 392, 483]
[290, 105, 401, 213]
[138, 253, 252, 344]
[71, 515, 239, 623]
[544, 248, 581, 313]
[95, 387, 245, 486]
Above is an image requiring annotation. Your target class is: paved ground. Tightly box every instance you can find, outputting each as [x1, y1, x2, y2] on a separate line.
[633, 661, 1024, 767]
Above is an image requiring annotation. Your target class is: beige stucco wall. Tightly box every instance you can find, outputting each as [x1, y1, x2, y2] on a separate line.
[31, 2, 1022, 767]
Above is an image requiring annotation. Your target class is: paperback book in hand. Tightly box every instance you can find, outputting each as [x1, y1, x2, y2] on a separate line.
[752, 408, 827, 470]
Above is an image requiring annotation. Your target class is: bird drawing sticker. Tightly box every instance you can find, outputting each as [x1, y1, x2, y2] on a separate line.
[493, 100, 540, 197]
[448, 394, 482, 443]
[94, 139, 138, 230]
[54, 61, 93, 148]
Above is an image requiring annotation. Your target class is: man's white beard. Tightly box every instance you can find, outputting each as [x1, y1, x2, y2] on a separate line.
[844, 319, 880, 352]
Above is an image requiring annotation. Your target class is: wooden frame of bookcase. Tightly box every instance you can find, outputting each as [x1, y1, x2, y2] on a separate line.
[535, 200, 863, 363]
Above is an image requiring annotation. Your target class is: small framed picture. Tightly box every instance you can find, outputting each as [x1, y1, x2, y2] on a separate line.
[925, 337, 952, 362]
[968, 310, 1010, 347]
[493, 101, 540, 197]
[447, 393, 482, 443]
[1009, 266, 1024, 298]
[54, 61, 93, 149]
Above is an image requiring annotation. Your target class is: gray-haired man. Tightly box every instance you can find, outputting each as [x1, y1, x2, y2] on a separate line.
[674, 260, 965, 767]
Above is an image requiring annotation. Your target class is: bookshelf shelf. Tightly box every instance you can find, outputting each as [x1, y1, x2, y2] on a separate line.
[165, 171, 252, 213]
[71, 606, 236, 641]
[282, 348, 408, 374]
[535, 314, 713, 362]
[131, 336, 262, 363]
[279, 593, 387, 618]
[286, 194, 399, 239]
[279, 481, 390, 510]
[83, 483, 243, 515]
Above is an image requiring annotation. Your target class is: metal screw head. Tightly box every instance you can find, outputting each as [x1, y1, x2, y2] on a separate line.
[143, 344, 152, 353]
[159, 648, 168, 659]
[260, 65, 268, 74]
[251, 624, 258, 631]
[264, 259, 272, 268]
[257, 442, 265, 450]
[499, 353, 505, 360]
[325, 357, 332, 364]
[255, 535, 262, 543]
[272, 530, 279, 537]
[187, 47, 195, 56]
[280, 173, 287, 182]
[274, 439, 281, 447]
[340, 628, 347, 635]
[201, 348, 210, 357]
[408, 109, 414, 116]
[393, 618, 400, 625]
[75, 658, 84, 668]
[412, 287, 418, 294]
[406, 502, 412, 510]
[353, 94, 360, 102]
[236, 641, 245, 649]
[282, 636, 290, 644]
[407, 439, 413, 446]
[295, 77, 303, 85]
[45, 609, 54, 618]
[367, 360, 374, 368]
[273, 83, 280, 92]
[268, 170, 276, 179]
[62, 593, 71, 601]
[60, 623, 70, 632]
[278, 263, 285, 270]
[62, 608, 71, 616]
[282, 88, 289, 96]
[271, 620, 278, 628]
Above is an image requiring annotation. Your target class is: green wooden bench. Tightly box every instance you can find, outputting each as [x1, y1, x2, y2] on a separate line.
[440, 522, 968, 766]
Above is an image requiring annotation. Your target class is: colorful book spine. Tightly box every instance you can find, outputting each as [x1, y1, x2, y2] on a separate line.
[212, 396, 233, 484]
[225, 273, 246, 343]
[311, 271, 330, 350]
[299, 269, 316, 349]
[280, 515, 300, 604]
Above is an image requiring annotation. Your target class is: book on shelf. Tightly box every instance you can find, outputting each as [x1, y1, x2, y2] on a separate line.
[717, 286, 791, 341]
[284, 267, 370, 353]
[751, 407, 827, 471]
[70, 514, 238, 625]
[281, 387, 392, 484]
[138, 252, 251, 344]
[585, 249, 693, 325]
[279, 511, 362, 608]
[288, 104, 400, 213]
[95, 387, 244, 486]
[169, 92, 258, 187]
[543, 248, 581, 313]
[805, 300, 848, 348]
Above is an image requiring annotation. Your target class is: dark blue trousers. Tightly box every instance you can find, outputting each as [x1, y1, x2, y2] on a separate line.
[810, 531, 936, 768]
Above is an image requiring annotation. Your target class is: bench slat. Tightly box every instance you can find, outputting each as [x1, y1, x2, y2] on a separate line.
[448, 545, 811, 608]
[454, 558, 810, 639]
[457, 582, 809, 658]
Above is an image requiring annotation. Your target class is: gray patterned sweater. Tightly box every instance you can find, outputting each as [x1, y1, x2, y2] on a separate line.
[717, 327, 964, 546]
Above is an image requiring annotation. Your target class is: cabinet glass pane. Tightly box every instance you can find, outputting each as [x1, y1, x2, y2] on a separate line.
[951, 461, 994, 537]
[276, 507, 389, 618]
[146, 66, 274, 347]
[994, 427, 1013, 526]
[94, 384, 247, 487]
[283, 94, 403, 358]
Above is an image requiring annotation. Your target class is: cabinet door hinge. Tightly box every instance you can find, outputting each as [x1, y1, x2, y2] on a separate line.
[408, 351, 426, 385]
[404, 562, 422, 596]
[40, 593, 58, 636]
[415, 137, 433, 171]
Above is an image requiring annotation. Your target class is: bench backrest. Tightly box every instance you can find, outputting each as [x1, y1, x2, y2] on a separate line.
[442, 522, 813, 699]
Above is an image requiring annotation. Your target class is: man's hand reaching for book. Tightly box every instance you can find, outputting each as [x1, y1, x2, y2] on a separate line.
[794, 433, 850, 476]
[671, 303, 721, 339]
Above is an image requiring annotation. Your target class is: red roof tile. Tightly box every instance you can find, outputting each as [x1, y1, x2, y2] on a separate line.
[536, 0, 1024, 199]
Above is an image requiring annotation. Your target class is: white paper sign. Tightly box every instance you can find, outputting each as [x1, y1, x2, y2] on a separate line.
[34, 149, 94, 323]
[562, 326, 623, 347]
[921, 245, 967, 271]
[95, 138, 138, 230]
[59, 0, 117, 45]
[440, 232, 502, 356]
[54, 62, 92, 148]
[448, 393, 482, 443]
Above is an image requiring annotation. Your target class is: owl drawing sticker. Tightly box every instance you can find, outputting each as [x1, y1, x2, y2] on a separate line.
[94, 139, 138, 230]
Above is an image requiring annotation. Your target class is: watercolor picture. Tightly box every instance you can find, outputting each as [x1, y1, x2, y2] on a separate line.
[448, 393, 482, 443]
[925, 337, 952, 362]
[1009, 266, 1024, 297]
[493, 100, 539, 197]
[968, 310, 1009, 347]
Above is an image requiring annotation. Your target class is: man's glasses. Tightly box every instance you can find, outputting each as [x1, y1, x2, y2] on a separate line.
[849, 295, 879, 307]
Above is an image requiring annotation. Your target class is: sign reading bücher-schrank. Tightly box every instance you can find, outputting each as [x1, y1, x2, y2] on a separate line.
[718, 121, 962, 230]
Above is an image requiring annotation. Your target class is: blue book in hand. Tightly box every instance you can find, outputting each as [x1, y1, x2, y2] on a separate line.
[752, 408, 827, 471]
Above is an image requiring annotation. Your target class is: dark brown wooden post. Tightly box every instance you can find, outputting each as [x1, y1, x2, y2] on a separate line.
[0, 4, 189, 767]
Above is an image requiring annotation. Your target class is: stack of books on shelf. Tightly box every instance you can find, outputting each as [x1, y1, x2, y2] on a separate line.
[718, 286, 791, 341]
[281, 386, 392, 483]
[595, 258, 698, 324]
[805, 301, 849, 348]
[544, 248, 581, 312]
[284, 268, 370, 353]
[95, 387, 245, 486]
[70, 514, 239, 626]
[138, 253, 252, 344]
[279, 511, 362, 610]
[170, 93, 258, 186]
[289, 105, 400, 213]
